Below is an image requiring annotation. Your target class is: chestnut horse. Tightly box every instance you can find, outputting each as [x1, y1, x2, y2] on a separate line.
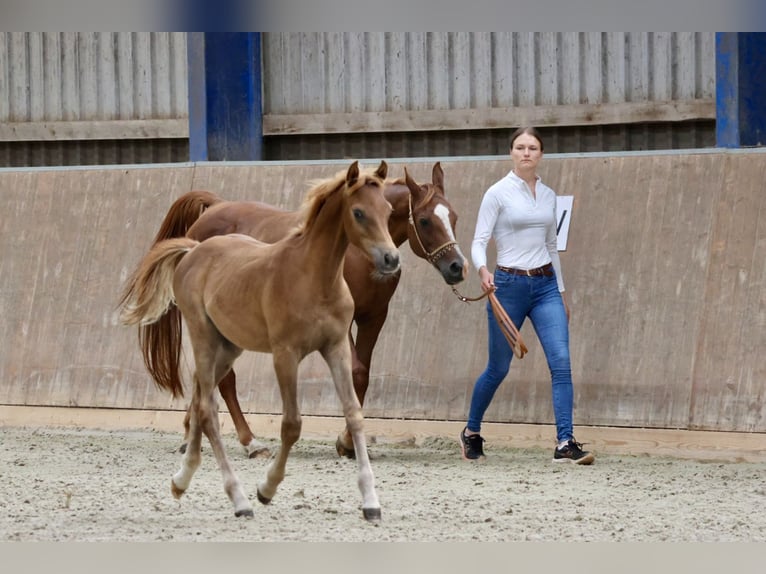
[136, 162, 467, 459]
[119, 161, 397, 520]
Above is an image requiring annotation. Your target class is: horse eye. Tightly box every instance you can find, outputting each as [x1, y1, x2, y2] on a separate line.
[353, 208, 365, 221]
[418, 217, 430, 227]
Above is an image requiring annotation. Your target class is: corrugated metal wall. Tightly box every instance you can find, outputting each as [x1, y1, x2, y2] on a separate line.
[0, 32, 716, 166]
[261, 32, 716, 158]
[0, 32, 187, 121]
[0, 32, 188, 166]
[263, 32, 715, 112]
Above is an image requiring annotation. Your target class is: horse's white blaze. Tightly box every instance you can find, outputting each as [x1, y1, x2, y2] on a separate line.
[455, 244, 467, 262]
[433, 204, 455, 241]
[434, 203, 468, 262]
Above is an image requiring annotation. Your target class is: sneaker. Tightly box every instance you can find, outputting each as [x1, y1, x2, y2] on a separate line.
[459, 427, 486, 460]
[553, 439, 595, 465]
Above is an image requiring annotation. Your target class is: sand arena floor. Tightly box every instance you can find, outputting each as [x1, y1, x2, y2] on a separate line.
[1, 425, 764, 542]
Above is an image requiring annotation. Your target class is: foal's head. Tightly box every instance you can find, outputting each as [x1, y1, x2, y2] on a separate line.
[301, 160, 400, 276]
[343, 160, 400, 276]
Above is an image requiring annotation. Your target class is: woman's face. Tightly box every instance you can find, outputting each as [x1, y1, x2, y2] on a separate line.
[510, 133, 543, 171]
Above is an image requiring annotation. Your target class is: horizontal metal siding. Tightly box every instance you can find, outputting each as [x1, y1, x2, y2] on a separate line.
[263, 122, 715, 161]
[0, 139, 189, 168]
[0, 123, 713, 167]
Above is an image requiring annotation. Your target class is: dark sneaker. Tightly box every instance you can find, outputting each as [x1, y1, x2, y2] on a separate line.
[459, 427, 486, 460]
[553, 439, 595, 465]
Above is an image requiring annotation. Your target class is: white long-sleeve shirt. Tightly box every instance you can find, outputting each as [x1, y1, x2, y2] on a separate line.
[471, 169, 565, 292]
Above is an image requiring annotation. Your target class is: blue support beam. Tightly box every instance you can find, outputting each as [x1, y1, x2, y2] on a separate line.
[187, 33, 263, 161]
[716, 33, 766, 148]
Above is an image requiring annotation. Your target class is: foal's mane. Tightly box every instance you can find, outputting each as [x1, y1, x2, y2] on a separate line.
[296, 167, 384, 234]
[387, 177, 439, 210]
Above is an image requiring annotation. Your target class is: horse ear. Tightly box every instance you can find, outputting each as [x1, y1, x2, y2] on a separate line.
[432, 162, 444, 192]
[346, 161, 360, 186]
[404, 167, 422, 197]
[375, 160, 388, 181]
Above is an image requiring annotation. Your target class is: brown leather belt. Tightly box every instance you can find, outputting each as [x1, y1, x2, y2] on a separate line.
[496, 262, 554, 277]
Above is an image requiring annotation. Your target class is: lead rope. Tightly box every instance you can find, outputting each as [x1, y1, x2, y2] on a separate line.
[451, 285, 528, 359]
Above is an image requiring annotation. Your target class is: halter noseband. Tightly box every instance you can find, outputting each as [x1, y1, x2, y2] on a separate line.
[408, 193, 457, 265]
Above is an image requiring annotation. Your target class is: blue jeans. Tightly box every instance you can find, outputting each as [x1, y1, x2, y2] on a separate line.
[466, 268, 574, 443]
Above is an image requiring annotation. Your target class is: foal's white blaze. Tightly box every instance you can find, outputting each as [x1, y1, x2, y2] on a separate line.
[434, 203, 468, 262]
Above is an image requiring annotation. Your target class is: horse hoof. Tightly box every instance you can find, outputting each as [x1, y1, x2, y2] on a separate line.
[170, 480, 185, 500]
[335, 437, 356, 459]
[247, 445, 271, 459]
[362, 507, 382, 522]
[256, 489, 272, 505]
[234, 508, 254, 518]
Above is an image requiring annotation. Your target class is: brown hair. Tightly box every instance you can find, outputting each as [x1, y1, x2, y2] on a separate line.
[510, 127, 544, 152]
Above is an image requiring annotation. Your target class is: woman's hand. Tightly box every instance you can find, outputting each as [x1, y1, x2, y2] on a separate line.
[479, 266, 495, 293]
[561, 291, 570, 322]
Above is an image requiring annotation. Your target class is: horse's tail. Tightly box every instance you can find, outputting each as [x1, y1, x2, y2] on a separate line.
[152, 190, 224, 243]
[119, 237, 199, 398]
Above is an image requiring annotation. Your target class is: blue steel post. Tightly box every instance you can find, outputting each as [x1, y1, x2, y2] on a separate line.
[187, 33, 263, 161]
[716, 33, 738, 148]
[187, 33, 209, 161]
[716, 32, 766, 148]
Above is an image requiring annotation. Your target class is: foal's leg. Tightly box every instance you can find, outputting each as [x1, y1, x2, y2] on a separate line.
[256, 350, 301, 505]
[173, 340, 252, 517]
[323, 339, 381, 521]
[197, 368, 253, 518]
[217, 369, 271, 458]
[172, 377, 204, 498]
[179, 369, 270, 458]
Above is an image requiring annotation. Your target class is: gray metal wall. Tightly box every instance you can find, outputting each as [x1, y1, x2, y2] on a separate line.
[263, 32, 715, 112]
[0, 32, 716, 166]
[0, 32, 188, 166]
[0, 32, 187, 123]
[262, 32, 716, 158]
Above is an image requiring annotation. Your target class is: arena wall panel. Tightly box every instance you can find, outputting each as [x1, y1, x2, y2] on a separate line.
[1, 150, 764, 433]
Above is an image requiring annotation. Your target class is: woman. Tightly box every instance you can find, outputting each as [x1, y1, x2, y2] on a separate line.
[460, 127, 594, 465]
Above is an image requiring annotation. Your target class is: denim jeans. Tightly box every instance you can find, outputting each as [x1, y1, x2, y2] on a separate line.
[467, 267, 574, 443]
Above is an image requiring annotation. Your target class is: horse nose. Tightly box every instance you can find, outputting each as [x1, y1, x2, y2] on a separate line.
[446, 260, 465, 285]
[383, 251, 400, 273]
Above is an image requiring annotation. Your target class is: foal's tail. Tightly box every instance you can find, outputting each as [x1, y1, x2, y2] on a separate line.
[119, 237, 200, 398]
[118, 191, 221, 399]
[119, 191, 222, 309]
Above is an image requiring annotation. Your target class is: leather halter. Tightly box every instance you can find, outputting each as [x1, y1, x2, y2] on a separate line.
[408, 193, 457, 264]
